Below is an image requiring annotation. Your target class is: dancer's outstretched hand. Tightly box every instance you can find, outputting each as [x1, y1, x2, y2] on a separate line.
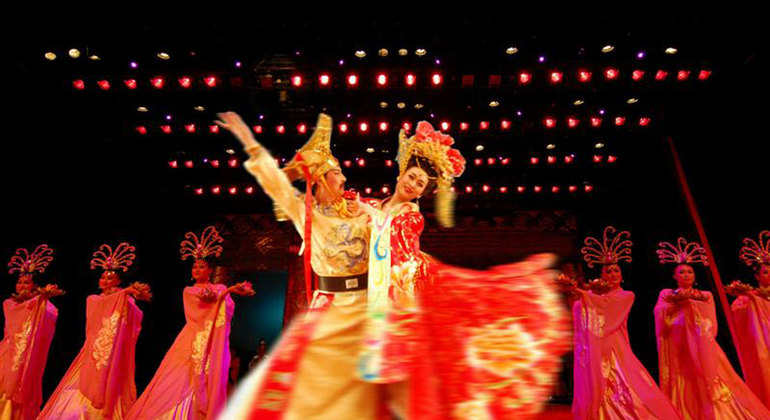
[215, 111, 259, 149]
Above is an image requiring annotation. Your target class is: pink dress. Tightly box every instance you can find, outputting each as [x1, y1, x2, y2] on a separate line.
[732, 292, 770, 408]
[572, 289, 681, 419]
[127, 283, 234, 420]
[38, 289, 143, 419]
[654, 289, 770, 419]
[0, 295, 58, 420]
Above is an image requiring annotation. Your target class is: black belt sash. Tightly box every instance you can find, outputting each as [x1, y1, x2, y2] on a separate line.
[317, 272, 368, 292]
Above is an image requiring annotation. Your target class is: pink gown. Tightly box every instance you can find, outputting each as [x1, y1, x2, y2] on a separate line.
[127, 283, 234, 420]
[38, 289, 143, 419]
[654, 289, 770, 419]
[732, 292, 770, 408]
[572, 289, 681, 419]
[0, 295, 58, 420]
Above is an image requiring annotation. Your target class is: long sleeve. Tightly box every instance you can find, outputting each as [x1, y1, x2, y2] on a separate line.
[243, 149, 304, 227]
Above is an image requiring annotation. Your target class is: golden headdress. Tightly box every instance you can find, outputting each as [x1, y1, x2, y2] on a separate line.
[396, 121, 466, 227]
[90, 242, 136, 272]
[180, 226, 224, 261]
[740, 230, 770, 267]
[282, 113, 339, 184]
[657, 237, 709, 266]
[581, 226, 632, 268]
[8, 244, 54, 276]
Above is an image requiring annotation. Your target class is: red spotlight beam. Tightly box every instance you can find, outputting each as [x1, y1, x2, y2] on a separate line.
[666, 135, 746, 376]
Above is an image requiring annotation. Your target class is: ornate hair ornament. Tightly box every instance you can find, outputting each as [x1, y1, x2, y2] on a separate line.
[657, 237, 709, 266]
[8, 244, 54, 276]
[282, 113, 338, 184]
[581, 226, 633, 268]
[396, 121, 466, 227]
[90, 242, 136, 272]
[740, 230, 770, 267]
[180, 226, 224, 261]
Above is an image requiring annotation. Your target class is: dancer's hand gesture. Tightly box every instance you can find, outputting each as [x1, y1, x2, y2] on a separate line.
[215, 112, 260, 149]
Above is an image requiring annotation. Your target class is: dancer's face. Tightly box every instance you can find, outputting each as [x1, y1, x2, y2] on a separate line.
[756, 264, 770, 287]
[601, 264, 623, 288]
[395, 167, 430, 202]
[192, 260, 213, 283]
[15, 274, 36, 295]
[674, 264, 695, 289]
[322, 167, 346, 199]
[99, 270, 121, 291]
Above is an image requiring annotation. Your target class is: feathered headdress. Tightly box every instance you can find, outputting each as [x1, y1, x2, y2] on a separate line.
[396, 121, 466, 227]
[657, 237, 709, 266]
[8, 244, 54, 276]
[740, 230, 770, 267]
[581, 226, 632, 268]
[90, 242, 136, 272]
[180, 226, 224, 261]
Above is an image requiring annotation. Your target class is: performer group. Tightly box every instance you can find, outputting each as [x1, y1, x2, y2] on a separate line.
[1, 111, 769, 419]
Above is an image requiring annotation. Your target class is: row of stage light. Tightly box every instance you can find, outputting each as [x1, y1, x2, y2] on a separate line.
[186, 183, 596, 197]
[136, 116, 651, 136]
[168, 154, 618, 169]
[71, 68, 711, 91]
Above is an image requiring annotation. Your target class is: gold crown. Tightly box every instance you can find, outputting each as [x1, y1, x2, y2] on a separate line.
[282, 113, 339, 183]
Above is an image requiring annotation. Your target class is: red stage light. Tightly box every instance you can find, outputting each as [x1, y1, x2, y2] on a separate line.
[253, 125, 263, 134]
[359, 122, 369, 133]
[551, 186, 560, 193]
[73, 79, 85, 90]
[465, 186, 473, 193]
[578, 70, 592, 82]
[405, 73, 416, 86]
[567, 117, 579, 128]
[519, 72, 532, 84]
[639, 117, 651, 126]
[160, 125, 172, 134]
[97, 80, 110, 90]
[569, 185, 578, 193]
[347, 74, 358, 86]
[460, 122, 469, 131]
[698, 70, 712, 80]
[440, 121, 450, 131]
[385, 160, 393, 167]
[343, 160, 352, 167]
[632, 70, 645, 81]
[487, 158, 495, 166]
[339, 123, 348, 133]
[605, 68, 619, 80]
[382, 186, 390, 194]
[376, 73, 387, 86]
[482, 185, 491, 193]
[297, 123, 307, 134]
[534, 185, 543, 193]
[357, 159, 366, 167]
[319, 74, 331, 86]
[544, 117, 556, 129]
[276, 125, 285, 134]
[608, 155, 617, 163]
[677, 70, 691, 81]
[402, 122, 412, 132]
[212, 186, 221, 195]
[151, 77, 165, 89]
[365, 187, 372, 195]
[179, 76, 192, 88]
[229, 187, 238, 195]
[591, 117, 602, 127]
[564, 155, 574, 164]
[431, 73, 442, 86]
[474, 158, 483, 166]
[499, 186, 508, 193]
[655, 70, 668, 81]
[209, 125, 219, 133]
[291, 75, 303, 87]
[185, 160, 194, 168]
[379, 122, 388, 132]
[501, 158, 510, 165]
[136, 126, 147, 135]
[517, 186, 526, 193]
[211, 160, 220, 168]
[547, 156, 556, 164]
[614, 117, 626, 126]
[185, 124, 196, 133]
[479, 121, 489, 130]
[194, 188, 204, 195]
[204, 76, 217, 87]
[124, 79, 137, 89]
[593, 155, 604, 163]
[228, 159, 238, 168]
[168, 160, 178, 168]
[245, 186, 254, 194]
[584, 184, 594, 192]
[530, 157, 540, 165]
[550, 71, 563, 83]
[501, 120, 511, 130]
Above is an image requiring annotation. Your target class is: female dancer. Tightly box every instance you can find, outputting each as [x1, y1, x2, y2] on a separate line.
[0, 245, 63, 420]
[654, 238, 770, 419]
[126, 227, 253, 420]
[39, 242, 151, 419]
[727, 230, 770, 408]
[570, 227, 680, 419]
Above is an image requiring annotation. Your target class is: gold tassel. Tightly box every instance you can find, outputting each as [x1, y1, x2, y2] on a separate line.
[435, 187, 457, 228]
[273, 202, 289, 222]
